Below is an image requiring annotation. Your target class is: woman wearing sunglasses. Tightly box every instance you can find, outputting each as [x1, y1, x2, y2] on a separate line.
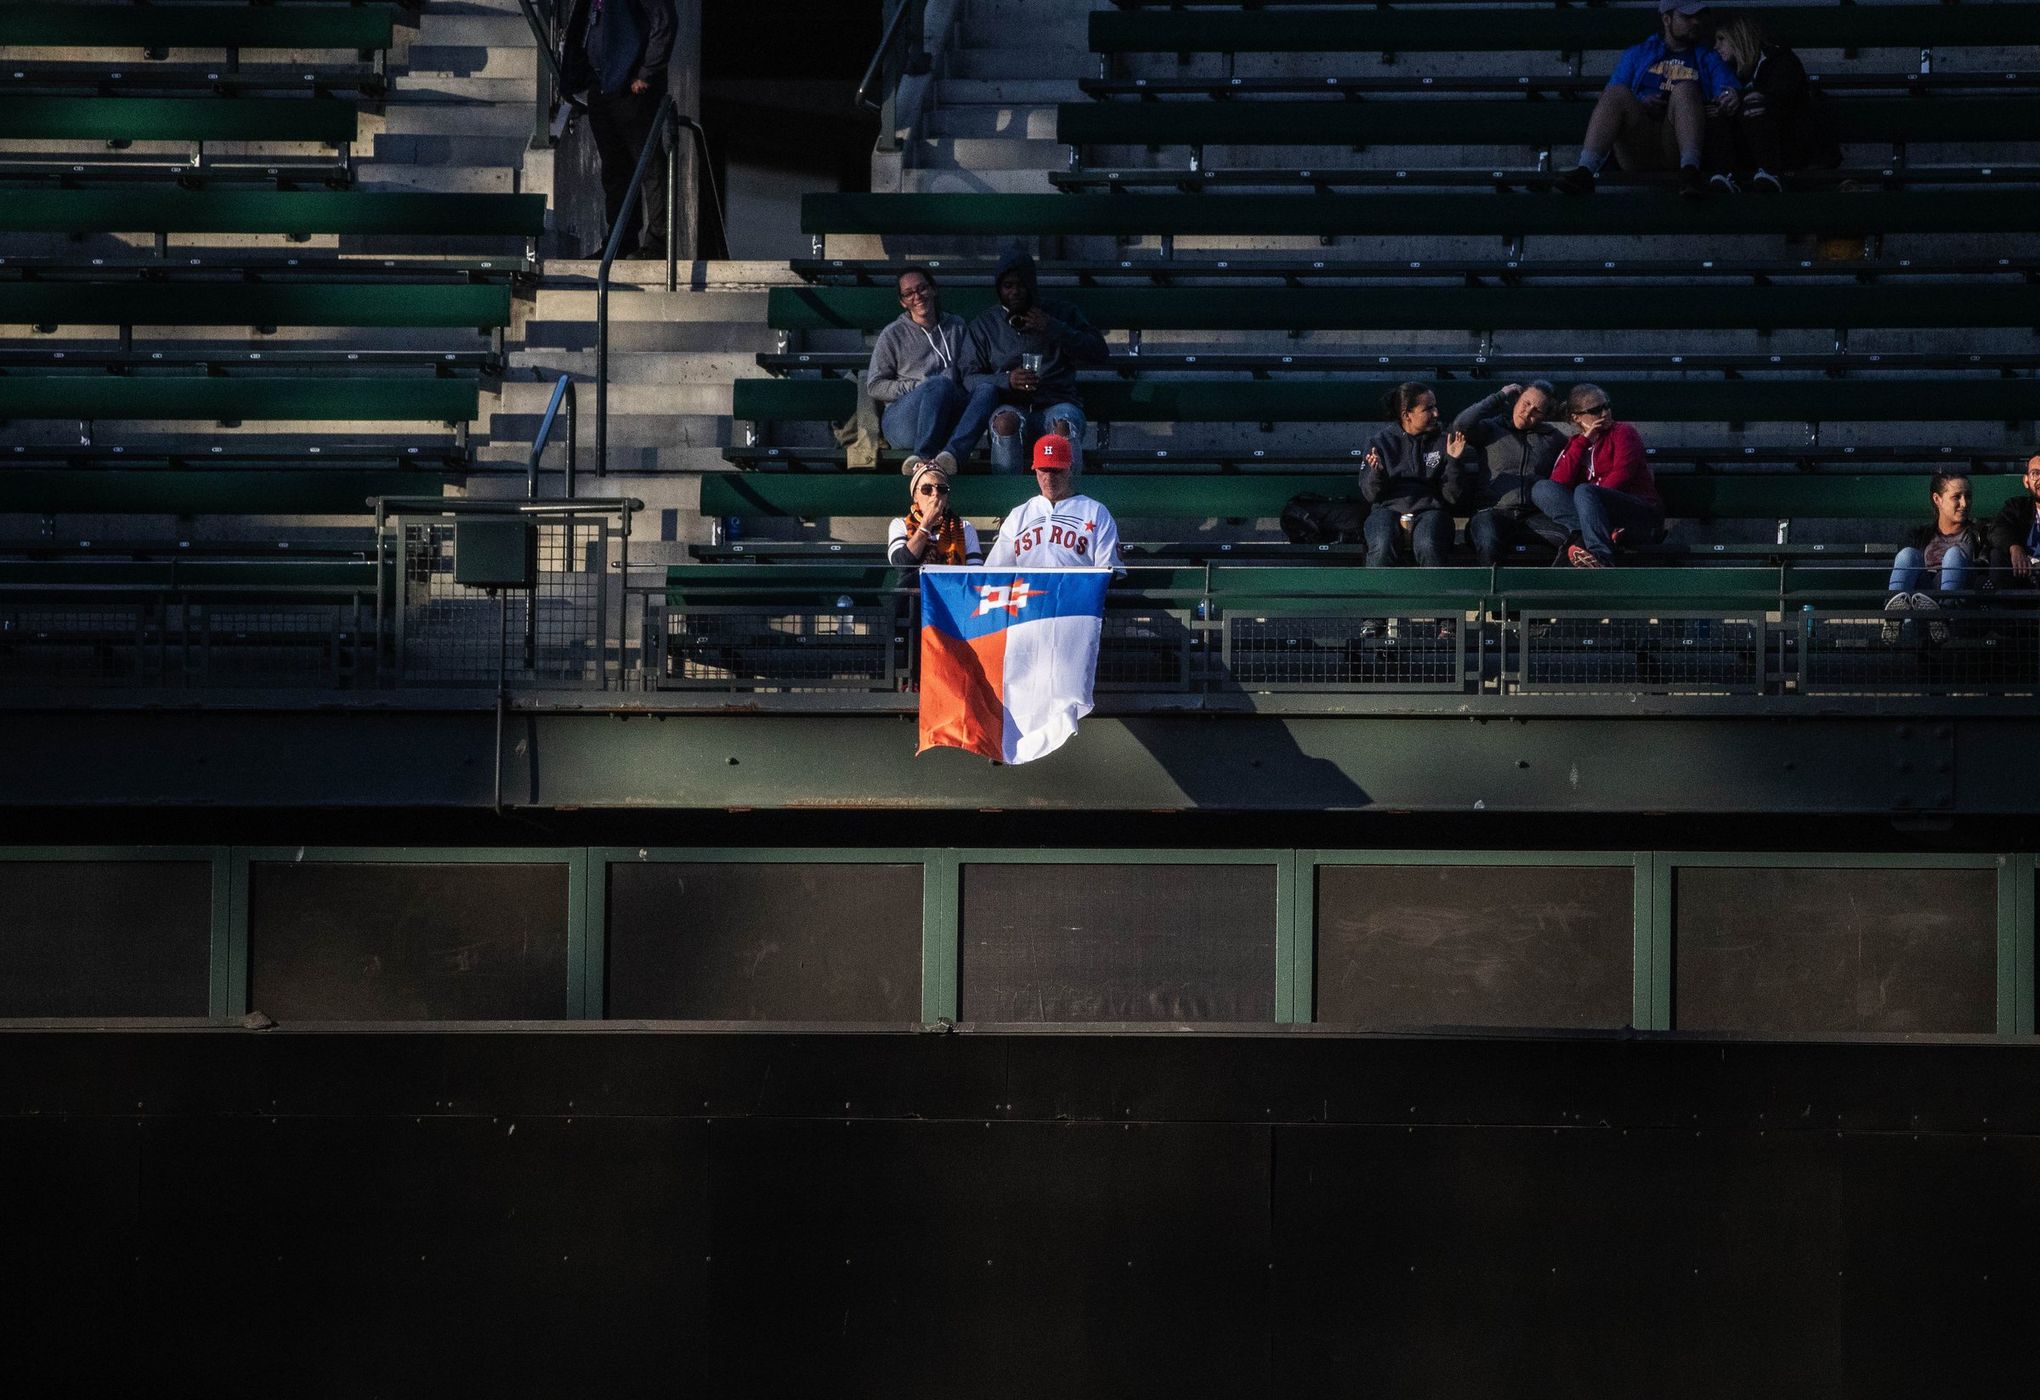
[1529, 384, 1663, 568]
[888, 461, 983, 567]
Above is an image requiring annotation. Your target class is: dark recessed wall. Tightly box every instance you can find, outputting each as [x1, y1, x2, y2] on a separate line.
[247, 862, 571, 1020]
[605, 862, 922, 1020]
[1673, 866, 1998, 1033]
[960, 863, 1278, 1022]
[0, 860, 212, 1016]
[1314, 864, 1635, 1030]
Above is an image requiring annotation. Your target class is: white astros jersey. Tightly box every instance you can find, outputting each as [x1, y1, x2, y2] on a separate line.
[984, 493, 1121, 570]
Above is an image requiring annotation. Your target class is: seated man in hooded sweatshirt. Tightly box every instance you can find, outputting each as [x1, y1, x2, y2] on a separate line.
[959, 250, 1109, 472]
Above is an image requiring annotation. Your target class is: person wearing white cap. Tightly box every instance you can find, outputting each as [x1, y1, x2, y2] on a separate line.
[1553, 0, 1739, 199]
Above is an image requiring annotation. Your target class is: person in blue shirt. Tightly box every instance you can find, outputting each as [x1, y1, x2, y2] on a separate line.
[1553, 0, 1739, 198]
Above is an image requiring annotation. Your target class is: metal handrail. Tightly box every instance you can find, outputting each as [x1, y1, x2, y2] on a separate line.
[856, 0, 919, 112]
[528, 373, 578, 499]
[515, 0, 565, 93]
[595, 95, 729, 476]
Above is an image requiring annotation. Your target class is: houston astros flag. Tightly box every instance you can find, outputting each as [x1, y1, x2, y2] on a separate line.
[918, 566, 1111, 764]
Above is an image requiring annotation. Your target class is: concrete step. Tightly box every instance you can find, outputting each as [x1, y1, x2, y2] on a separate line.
[527, 288, 772, 323]
[900, 166, 1059, 192]
[407, 16, 535, 47]
[924, 105, 1060, 140]
[389, 76, 535, 105]
[538, 260, 803, 288]
[380, 101, 537, 137]
[371, 132, 531, 166]
[506, 349, 776, 386]
[943, 47, 1091, 80]
[517, 321, 782, 354]
[934, 78, 1084, 105]
[498, 380, 732, 416]
[354, 161, 519, 193]
[912, 136, 1067, 170]
[401, 45, 541, 80]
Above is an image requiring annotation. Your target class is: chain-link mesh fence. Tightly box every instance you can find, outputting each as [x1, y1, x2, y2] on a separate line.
[660, 602, 904, 691]
[396, 522, 608, 687]
[1225, 613, 1472, 692]
[0, 600, 371, 689]
[1514, 612, 1767, 695]
[1797, 607, 2040, 696]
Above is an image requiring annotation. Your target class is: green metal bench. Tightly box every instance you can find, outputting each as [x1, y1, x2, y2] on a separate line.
[0, 281, 515, 329]
[0, 189, 548, 236]
[0, 376, 479, 422]
[1087, 5, 2040, 56]
[0, 469, 425, 515]
[0, 94, 358, 144]
[802, 190, 2038, 239]
[698, 471, 2027, 527]
[1057, 95, 2039, 150]
[732, 377, 2040, 426]
[767, 283, 2040, 333]
[0, 3, 400, 50]
[0, 557, 379, 591]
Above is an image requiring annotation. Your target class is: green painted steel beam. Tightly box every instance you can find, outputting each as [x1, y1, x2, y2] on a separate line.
[732, 375, 2040, 424]
[5, 710, 2035, 815]
[1058, 95, 2038, 148]
[803, 190, 2037, 238]
[0, 3, 399, 49]
[0, 189, 547, 236]
[1087, 4, 2040, 54]
[0, 282, 513, 329]
[0, 95, 358, 143]
[0, 469, 428, 514]
[0, 376, 478, 421]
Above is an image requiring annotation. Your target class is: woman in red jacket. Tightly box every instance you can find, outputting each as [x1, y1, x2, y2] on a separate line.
[1529, 383, 1663, 567]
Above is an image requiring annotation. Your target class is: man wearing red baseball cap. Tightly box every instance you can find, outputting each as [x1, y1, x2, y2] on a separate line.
[984, 433, 1122, 573]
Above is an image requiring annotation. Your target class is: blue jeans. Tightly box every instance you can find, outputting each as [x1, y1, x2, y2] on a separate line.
[1466, 506, 1569, 566]
[1888, 545, 1972, 594]
[988, 399, 1087, 472]
[1363, 507, 1453, 567]
[880, 377, 995, 462]
[1531, 479, 1662, 563]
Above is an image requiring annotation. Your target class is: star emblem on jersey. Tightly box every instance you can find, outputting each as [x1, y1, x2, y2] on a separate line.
[974, 580, 1043, 617]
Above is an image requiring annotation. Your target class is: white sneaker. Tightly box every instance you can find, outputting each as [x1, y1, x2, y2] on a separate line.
[1881, 591, 1911, 644]
[1749, 169, 1783, 194]
[931, 450, 958, 475]
[1910, 592, 1948, 643]
[1709, 172, 1740, 196]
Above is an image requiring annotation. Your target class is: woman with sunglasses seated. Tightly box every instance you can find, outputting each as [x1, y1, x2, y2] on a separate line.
[888, 461, 983, 567]
[1529, 384, 1663, 568]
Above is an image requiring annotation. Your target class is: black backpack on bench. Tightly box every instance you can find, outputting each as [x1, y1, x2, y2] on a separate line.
[1280, 493, 1367, 546]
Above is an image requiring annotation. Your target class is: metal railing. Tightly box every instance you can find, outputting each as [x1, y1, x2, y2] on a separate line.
[595, 94, 729, 475]
[528, 373, 579, 500]
[858, 0, 929, 152]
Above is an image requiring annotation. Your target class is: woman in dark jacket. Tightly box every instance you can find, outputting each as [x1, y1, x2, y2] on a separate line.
[1884, 471, 1986, 641]
[1710, 10, 1840, 192]
[1360, 382, 1470, 568]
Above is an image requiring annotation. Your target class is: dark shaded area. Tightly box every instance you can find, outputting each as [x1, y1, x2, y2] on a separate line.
[959, 862, 1277, 1022]
[0, 861, 210, 1016]
[247, 862, 570, 1020]
[5, 1030, 2039, 1398]
[1315, 863, 1634, 1030]
[606, 861, 921, 1020]
[1674, 867, 1997, 1033]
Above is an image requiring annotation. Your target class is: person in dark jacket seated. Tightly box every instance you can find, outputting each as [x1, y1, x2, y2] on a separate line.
[1361, 382, 1469, 568]
[1884, 472, 1987, 642]
[960, 250, 1110, 472]
[561, 0, 678, 259]
[1708, 10, 1841, 193]
[1530, 384, 1663, 568]
[1986, 455, 2040, 592]
[1448, 382, 1570, 565]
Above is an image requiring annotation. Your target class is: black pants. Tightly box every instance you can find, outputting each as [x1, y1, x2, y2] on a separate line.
[587, 80, 667, 254]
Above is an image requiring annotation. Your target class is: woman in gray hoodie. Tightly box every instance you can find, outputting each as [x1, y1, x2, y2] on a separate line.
[865, 266, 988, 471]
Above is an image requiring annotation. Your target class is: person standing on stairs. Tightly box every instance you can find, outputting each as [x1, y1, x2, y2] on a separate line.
[561, 0, 677, 259]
